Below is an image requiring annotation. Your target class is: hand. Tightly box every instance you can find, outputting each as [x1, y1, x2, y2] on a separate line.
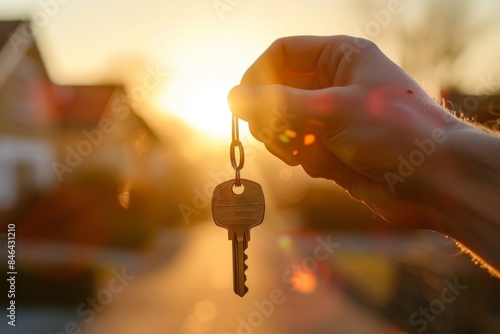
[228, 35, 471, 230]
[228, 35, 500, 275]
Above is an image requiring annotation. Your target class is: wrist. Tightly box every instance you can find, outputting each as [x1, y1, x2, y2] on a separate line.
[426, 123, 500, 269]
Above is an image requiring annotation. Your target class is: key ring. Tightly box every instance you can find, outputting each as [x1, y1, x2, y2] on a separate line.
[230, 115, 244, 186]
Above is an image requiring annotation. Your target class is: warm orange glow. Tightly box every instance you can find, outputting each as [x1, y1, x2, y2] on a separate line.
[156, 77, 234, 138]
[151, 28, 267, 139]
[284, 129, 297, 138]
[291, 269, 318, 294]
[279, 129, 298, 144]
[304, 134, 316, 146]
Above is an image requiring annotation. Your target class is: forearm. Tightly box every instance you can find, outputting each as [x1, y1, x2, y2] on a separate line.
[431, 127, 500, 275]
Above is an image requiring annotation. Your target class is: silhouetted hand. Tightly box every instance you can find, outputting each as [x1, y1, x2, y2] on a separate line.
[228, 36, 500, 274]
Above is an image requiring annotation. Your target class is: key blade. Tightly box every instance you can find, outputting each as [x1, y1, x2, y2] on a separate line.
[232, 231, 248, 297]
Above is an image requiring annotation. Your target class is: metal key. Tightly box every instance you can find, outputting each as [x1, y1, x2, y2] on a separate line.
[212, 179, 265, 297]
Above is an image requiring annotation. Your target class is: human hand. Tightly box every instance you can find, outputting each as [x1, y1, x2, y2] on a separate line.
[227, 35, 472, 230]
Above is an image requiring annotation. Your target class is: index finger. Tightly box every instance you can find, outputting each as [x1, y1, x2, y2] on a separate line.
[240, 36, 340, 85]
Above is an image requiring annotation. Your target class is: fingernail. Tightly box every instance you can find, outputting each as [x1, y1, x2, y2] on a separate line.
[227, 85, 255, 117]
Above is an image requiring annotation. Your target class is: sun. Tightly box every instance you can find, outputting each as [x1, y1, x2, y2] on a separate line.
[155, 74, 236, 139]
[151, 31, 257, 140]
[149, 25, 267, 140]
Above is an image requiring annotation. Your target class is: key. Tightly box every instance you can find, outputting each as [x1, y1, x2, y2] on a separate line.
[212, 178, 265, 297]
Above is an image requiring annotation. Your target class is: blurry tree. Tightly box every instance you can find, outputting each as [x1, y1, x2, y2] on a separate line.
[353, 0, 500, 93]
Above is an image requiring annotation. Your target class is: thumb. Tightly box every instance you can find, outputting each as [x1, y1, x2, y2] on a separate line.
[228, 84, 347, 127]
[227, 84, 296, 125]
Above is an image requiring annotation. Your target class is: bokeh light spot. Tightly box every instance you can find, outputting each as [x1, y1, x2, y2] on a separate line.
[278, 235, 293, 252]
[279, 134, 290, 143]
[117, 182, 131, 209]
[131, 128, 151, 156]
[291, 269, 318, 294]
[304, 134, 316, 146]
[284, 129, 297, 138]
[194, 300, 217, 322]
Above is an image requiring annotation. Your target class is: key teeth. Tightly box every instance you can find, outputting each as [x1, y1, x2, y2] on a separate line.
[233, 233, 250, 297]
[243, 249, 248, 294]
[243, 250, 248, 276]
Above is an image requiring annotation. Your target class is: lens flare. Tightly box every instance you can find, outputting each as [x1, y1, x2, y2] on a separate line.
[304, 134, 316, 146]
[278, 235, 293, 252]
[291, 269, 318, 294]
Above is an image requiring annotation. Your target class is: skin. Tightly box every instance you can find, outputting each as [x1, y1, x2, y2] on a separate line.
[227, 35, 500, 276]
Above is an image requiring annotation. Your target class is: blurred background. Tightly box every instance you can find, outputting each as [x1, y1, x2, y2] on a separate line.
[1, 0, 499, 333]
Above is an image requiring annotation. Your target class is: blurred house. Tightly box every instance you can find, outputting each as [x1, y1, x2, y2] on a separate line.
[0, 21, 166, 215]
[0, 21, 195, 315]
[0, 20, 182, 248]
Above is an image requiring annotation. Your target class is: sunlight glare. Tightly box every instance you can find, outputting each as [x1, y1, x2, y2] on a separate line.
[151, 28, 264, 139]
[142, 8, 291, 140]
[156, 75, 235, 138]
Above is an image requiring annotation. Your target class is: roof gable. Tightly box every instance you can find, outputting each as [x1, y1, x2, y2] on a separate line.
[0, 20, 127, 126]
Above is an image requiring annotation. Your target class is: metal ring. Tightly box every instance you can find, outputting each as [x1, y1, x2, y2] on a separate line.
[230, 140, 245, 172]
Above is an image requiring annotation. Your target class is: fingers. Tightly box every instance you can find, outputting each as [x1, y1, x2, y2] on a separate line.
[228, 84, 305, 124]
[240, 36, 330, 85]
[228, 84, 352, 124]
[227, 83, 359, 141]
[240, 35, 367, 88]
[228, 35, 419, 184]
[239, 35, 388, 86]
[241, 35, 416, 91]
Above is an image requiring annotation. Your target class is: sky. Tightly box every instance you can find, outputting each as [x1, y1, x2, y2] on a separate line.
[1, 0, 499, 138]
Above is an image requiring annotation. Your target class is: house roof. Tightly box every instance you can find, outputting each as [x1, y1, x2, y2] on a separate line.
[0, 20, 126, 125]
